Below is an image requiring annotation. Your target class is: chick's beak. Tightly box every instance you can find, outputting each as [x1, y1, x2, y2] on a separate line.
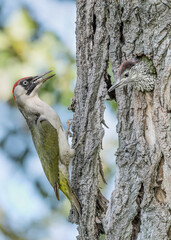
[108, 78, 129, 92]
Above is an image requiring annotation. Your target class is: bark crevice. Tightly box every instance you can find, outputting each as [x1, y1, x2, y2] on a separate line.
[154, 155, 166, 204]
[131, 183, 144, 240]
[168, 225, 171, 239]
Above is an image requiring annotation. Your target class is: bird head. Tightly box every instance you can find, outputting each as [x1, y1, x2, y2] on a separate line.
[108, 60, 139, 92]
[12, 71, 55, 104]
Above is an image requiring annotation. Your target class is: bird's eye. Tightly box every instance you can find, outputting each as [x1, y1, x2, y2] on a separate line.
[23, 80, 28, 86]
[124, 73, 129, 77]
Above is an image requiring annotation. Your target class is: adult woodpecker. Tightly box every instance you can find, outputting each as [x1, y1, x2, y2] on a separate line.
[108, 60, 155, 92]
[12, 71, 80, 214]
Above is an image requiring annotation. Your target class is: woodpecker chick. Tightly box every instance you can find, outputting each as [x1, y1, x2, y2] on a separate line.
[108, 60, 155, 92]
[12, 71, 80, 214]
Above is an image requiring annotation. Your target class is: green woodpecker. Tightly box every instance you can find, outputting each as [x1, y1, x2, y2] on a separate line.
[12, 71, 80, 214]
[108, 60, 155, 92]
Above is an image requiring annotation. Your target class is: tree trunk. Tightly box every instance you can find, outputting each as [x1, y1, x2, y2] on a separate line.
[71, 0, 171, 239]
[105, 1, 171, 239]
[69, 0, 109, 239]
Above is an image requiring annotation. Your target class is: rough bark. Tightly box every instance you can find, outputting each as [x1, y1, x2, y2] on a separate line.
[105, 1, 171, 240]
[71, 0, 171, 239]
[69, 0, 109, 239]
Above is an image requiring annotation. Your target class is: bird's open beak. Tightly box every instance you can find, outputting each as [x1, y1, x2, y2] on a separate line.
[27, 71, 56, 95]
[108, 78, 129, 92]
[33, 71, 56, 86]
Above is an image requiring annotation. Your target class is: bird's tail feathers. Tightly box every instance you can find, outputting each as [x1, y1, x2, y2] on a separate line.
[68, 188, 81, 215]
[53, 183, 60, 200]
[57, 173, 81, 215]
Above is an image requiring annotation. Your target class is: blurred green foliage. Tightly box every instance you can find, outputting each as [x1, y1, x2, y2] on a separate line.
[0, 8, 76, 107]
[0, 7, 77, 240]
[107, 61, 118, 111]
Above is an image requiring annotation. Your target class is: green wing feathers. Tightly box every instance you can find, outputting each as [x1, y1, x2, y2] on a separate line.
[30, 119, 81, 214]
[30, 119, 60, 197]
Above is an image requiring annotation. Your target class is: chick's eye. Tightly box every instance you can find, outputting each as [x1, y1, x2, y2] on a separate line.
[124, 73, 129, 77]
[23, 80, 28, 85]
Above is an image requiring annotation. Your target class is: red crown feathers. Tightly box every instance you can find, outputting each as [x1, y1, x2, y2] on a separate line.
[12, 77, 28, 101]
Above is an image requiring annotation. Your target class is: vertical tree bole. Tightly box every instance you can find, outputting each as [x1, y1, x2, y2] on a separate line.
[72, 0, 171, 239]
